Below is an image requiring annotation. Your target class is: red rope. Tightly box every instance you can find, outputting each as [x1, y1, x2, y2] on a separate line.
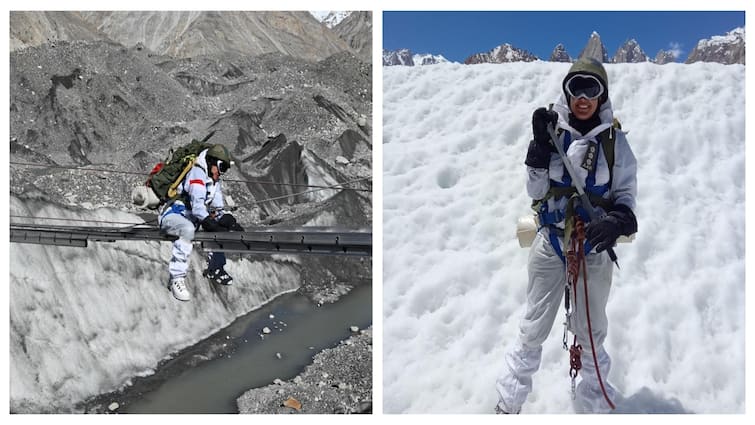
[567, 218, 615, 410]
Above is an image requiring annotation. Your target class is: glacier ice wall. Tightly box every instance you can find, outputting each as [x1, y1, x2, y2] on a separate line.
[10, 194, 301, 412]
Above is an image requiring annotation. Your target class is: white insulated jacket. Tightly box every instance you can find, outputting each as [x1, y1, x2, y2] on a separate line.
[527, 96, 637, 231]
[161, 149, 225, 223]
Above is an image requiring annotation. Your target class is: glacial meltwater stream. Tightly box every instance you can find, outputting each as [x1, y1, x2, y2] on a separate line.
[118, 284, 372, 413]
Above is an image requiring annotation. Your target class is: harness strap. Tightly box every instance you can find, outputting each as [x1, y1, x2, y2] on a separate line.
[548, 229, 566, 263]
[533, 124, 618, 258]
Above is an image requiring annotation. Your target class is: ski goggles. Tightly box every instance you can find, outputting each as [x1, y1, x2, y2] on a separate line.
[565, 74, 605, 100]
[212, 159, 232, 174]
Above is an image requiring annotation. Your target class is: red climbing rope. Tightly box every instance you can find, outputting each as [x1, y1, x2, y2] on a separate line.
[566, 218, 615, 410]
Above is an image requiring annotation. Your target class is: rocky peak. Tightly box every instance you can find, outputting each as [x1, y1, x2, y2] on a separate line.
[383, 48, 414, 66]
[382, 48, 449, 66]
[685, 27, 745, 64]
[464, 43, 538, 64]
[654, 50, 677, 65]
[549, 43, 572, 62]
[413, 53, 449, 65]
[332, 11, 372, 62]
[578, 31, 609, 63]
[612, 39, 649, 63]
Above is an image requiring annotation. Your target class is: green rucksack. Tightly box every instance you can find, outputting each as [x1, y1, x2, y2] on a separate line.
[145, 132, 216, 206]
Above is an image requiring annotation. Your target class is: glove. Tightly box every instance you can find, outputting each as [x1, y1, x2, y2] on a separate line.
[586, 204, 637, 253]
[525, 108, 559, 169]
[217, 213, 244, 231]
[200, 216, 224, 232]
[532, 107, 559, 145]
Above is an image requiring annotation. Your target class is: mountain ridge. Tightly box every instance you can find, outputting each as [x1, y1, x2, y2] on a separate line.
[10, 11, 367, 62]
[384, 27, 745, 66]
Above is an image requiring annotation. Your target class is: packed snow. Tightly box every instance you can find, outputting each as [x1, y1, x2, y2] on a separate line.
[382, 61, 744, 413]
[9, 195, 301, 412]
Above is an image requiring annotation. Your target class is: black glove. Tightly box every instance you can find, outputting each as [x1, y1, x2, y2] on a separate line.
[217, 213, 244, 231]
[586, 204, 637, 253]
[525, 108, 559, 169]
[200, 216, 224, 232]
[532, 107, 559, 145]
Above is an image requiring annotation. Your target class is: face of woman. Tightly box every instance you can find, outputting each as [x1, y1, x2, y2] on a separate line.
[569, 96, 599, 121]
[210, 164, 220, 182]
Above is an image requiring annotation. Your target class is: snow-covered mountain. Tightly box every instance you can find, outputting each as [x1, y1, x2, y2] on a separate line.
[612, 39, 649, 63]
[549, 43, 572, 62]
[464, 43, 538, 64]
[382, 48, 450, 66]
[412, 53, 450, 65]
[385, 27, 744, 66]
[309, 11, 352, 28]
[383, 48, 415, 66]
[383, 61, 744, 413]
[685, 27, 745, 64]
[654, 50, 677, 65]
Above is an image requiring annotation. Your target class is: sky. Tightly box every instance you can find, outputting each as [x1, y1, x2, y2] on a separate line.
[382, 61, 745, 413]
[383, 11, 745, 62]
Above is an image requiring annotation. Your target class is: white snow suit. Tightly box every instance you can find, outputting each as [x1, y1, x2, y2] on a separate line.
[496, 97, 637, 413]
[159, 149, 227, 280]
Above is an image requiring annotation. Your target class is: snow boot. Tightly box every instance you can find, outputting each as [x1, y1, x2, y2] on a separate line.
[204, 267, 233, 285]
[169, 277, 191, 301]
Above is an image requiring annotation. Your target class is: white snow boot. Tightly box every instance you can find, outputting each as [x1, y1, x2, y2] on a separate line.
[169, 277, 191, 301]
[204, 267, 233, 286]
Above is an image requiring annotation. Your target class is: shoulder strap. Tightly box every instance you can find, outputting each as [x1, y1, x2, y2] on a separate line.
[598, 118, 621, 184]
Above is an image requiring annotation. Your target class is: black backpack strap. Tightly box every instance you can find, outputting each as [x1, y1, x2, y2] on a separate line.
[598, 118, 620, 186]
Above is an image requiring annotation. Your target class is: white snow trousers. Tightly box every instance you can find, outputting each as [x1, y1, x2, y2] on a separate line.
[160, 213, 195, 280]
[496, 231, 617, 413]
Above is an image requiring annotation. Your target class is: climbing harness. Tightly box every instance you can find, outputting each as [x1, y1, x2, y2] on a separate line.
[545, 116, 620, 268]
[563, 217, 615, 410]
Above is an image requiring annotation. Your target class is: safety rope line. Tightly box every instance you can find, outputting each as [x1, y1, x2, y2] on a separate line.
[566, 218, 615, 410]
[10, 161, 372, 192]
[246, 176, 372, 206]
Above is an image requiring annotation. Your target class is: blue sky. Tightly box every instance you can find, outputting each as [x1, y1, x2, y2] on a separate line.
[383, 11, 745, 62]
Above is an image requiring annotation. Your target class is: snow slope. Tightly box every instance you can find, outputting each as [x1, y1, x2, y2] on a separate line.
[383, 62, 745, 413]
[9, 195, 301, 412]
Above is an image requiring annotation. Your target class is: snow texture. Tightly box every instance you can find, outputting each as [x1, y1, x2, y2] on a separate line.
[10, 195, 301, 412]
[383, 61, 744, 413]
